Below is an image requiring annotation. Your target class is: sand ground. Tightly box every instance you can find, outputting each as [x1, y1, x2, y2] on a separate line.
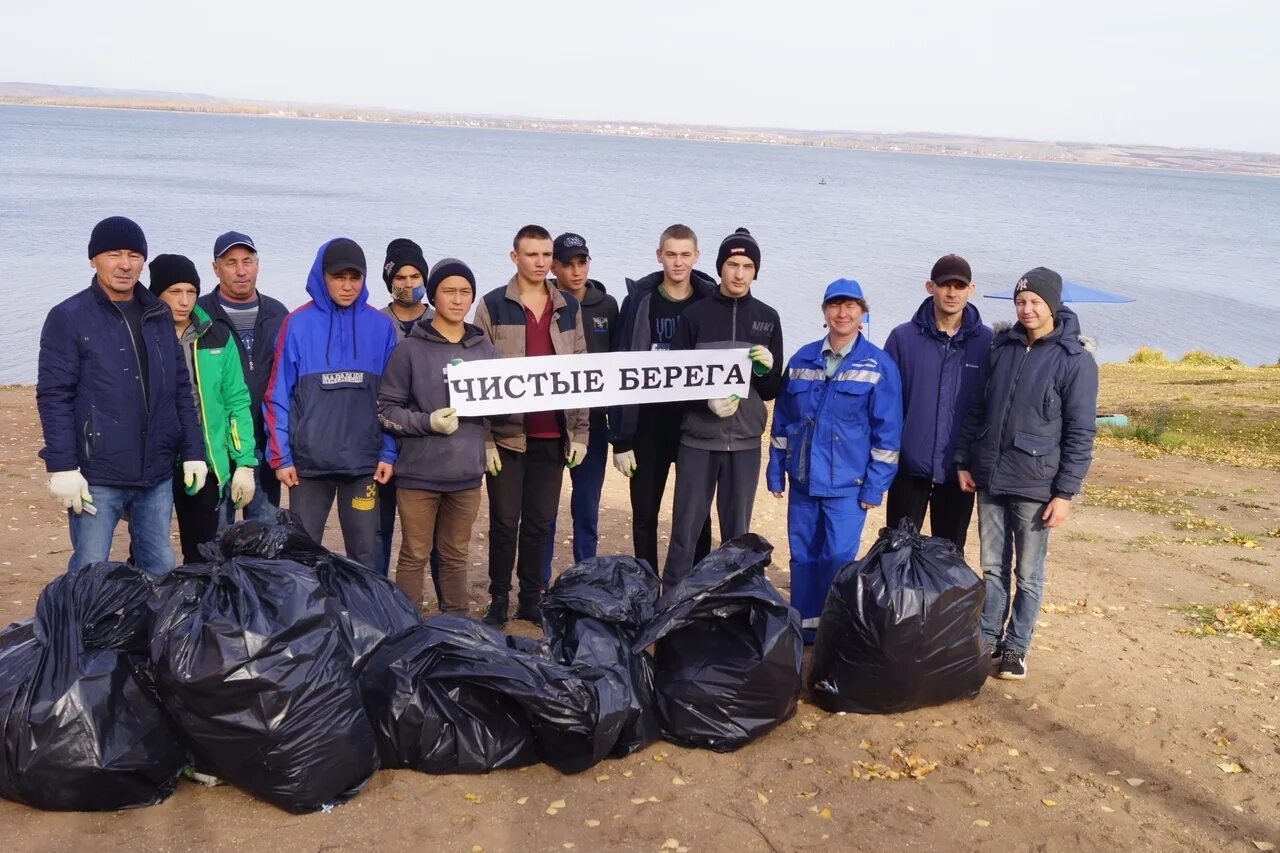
[0, 386, 1276, 853]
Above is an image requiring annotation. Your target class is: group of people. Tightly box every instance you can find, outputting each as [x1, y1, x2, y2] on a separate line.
[37, 216, 1098, 683]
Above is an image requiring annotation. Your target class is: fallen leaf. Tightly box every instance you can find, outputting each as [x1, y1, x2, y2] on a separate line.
[622, 771, 634, 778]
[858, 740, 873, 750]
[549, 799, 566, 810]
[1251, 842, 1276, 851]
[973, 819, 990, 827]
[796, 790, 818, 799]
[647, 796, 660, 803]
[661, 841, 680, 851]
[818, 807, 832, 820]
[1105, 770, 1121, 776]
[516, 796, 529, 805]
[595, 774, 610, 782]
[802, 757, 815, 765]
[653, 753, 666, 762]
[756, 791, 769, 804]
[1007, 748, 1019, 757]
[1217, 762, 1244, 774]
[463, 793, 482, 803]
[1041, 799, 1057, 808]
[584, 819, 600, 828]
[1100, 805, 1115, 813]
[630, 798, 647, 805]
[562, 845, 574, 850]
[546, 808, 560, 816]
[1126, 778, 1145, 787]
[391, 793, 404, 801]
[472, 847, 483, 853]
[672, 776, 687, 786]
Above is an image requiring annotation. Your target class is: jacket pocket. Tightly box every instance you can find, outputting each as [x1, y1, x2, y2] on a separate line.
[1011, 431, 1060, 481]
[81, 407, 98, 461]
[228, 415, 243, 453]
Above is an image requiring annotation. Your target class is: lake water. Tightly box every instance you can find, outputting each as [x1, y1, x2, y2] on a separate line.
[3, 104, 1278, 384]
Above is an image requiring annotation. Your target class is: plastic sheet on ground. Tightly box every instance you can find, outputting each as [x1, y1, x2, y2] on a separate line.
[0, 562, 184, 811]
[209, 513, 422, 670]
[149, 555, 378, 813]
[360, 615, 609, 775]
[809, 520, 987, 714]
[541, 555, 661, 757]
[634, 534, 803, 752]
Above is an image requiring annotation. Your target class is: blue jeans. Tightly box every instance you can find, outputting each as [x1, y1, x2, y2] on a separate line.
[68, 480, 175, 577]
[977, 492, 1051, 654]
[541, 424, 608, 586]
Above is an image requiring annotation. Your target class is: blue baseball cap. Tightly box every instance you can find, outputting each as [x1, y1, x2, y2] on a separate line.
[214, 231, 257, 258]
[822, 278, 864, 304]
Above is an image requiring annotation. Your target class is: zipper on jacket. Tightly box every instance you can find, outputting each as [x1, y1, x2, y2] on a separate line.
[990, 343, 1033, 485]
[191, 336, 218, 491]
[113, 303, 150, 419]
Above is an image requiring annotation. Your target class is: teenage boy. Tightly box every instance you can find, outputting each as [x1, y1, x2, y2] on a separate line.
[148, 254, 257, 563]
[474, 225, 588, 625]
[198, 231, 289, 523]
[610, 224, 716, 573]
[663, 227, 783, 587]
[884, 254, 992, 550]
[768, 279, 902, 640]
[540, 232, 618, 581]
[37, 217, 205, 575]
[955, 267, 1098, 680]
[378, 258, 496, 613]
[265, 238, 398, 570]
[372, 237, 432, 576]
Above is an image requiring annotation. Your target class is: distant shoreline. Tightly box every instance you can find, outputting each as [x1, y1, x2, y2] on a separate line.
[4, 92, 1278, 179]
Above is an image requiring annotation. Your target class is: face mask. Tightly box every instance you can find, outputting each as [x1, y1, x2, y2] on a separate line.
[393, 285, 425, 306]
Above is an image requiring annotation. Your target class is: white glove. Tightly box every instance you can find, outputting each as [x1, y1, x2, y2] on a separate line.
[49, 468, 93, 515]
[429, 407, 460, 435]
[708, 395, 740, 418]
[485, 447, 503, 477]
[230, 465, 256, 509]
[183, 460, 209, 496]
[613, 449, 637, 478]
[566, 441, 588, 469]
[748, 344, 773, 376]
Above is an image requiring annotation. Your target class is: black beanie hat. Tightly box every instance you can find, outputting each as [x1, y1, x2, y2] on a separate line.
[715, 227, 761, 279]
[1013, 267, 1063, 315]
[148, 254, 201, 298]
[88, 216, 148, 259]
[382, 238, 430, 292]
[426, 257, 476, 305]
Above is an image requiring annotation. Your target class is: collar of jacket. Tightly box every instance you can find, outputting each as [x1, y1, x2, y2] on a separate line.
[409, 319, 487, 347]
[913, 298, 985, 342]
[88, 277, 168, 318]
[711, 287, 754, 306]
[994, 308, 1085, 356]
[501, 275, 570, 312]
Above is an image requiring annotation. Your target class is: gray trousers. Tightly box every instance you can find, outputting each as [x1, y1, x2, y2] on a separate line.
[662, 445, 761, 589]
[289, 475, 379, 571]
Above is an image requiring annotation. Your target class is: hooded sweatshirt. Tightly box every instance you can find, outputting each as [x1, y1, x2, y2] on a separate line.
[264, 240, 399, 478]
[377, 320, 498, 492]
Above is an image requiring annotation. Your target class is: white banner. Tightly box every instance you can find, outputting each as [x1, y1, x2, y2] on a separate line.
[447, 349, 752, 417]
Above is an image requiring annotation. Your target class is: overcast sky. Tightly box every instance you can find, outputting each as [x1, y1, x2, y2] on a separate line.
[3, 0, 1276, 152]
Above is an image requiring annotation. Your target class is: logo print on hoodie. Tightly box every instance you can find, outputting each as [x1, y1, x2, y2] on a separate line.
[321, 371, 365, 386]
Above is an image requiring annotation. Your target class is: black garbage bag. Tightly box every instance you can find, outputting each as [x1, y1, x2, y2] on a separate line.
[360, 615, 608, 774]
[207, 514, 422, 671]
[633, 534, 803, 752]
[809, 520, 987, 714]
[150, 556, 378, 813]
[541, 556, 661, 757]
[0, 563, 184, 811]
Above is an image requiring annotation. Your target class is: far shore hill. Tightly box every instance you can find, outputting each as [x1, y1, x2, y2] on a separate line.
[5, 81, 1279, 178]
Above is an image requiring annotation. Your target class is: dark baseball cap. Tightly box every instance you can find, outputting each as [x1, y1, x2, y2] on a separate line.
[214, 231, 257, 258]
[553, 232, 591, 264]
[930, 254, 972, 285]
[322, 238, 367, 276]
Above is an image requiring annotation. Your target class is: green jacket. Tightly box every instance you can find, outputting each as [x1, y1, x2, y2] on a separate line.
[185, 304, 256, 492]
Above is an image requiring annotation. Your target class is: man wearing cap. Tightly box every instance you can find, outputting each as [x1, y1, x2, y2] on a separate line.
[883, 254, 993, 550]
[955, 267, 1098, 680]
[610, 223, 716, 574]
[663, 227, 783, 588]
[148, 254, 257, 563]
[539, 232, 618, 583]
[378, 258, 496, 613]
[37, 216, 206, 575]
[768, 279, 902, 641]
[198, 231, 289, 524]
[264, 238, 398, 569]
[474, 224, 589, 625]
[371, 237, 432, 576]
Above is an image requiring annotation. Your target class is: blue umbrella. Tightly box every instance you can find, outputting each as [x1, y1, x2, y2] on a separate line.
[983, 280, 1134, 303]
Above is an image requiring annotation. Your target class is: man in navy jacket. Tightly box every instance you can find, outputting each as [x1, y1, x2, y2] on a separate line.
[884, 254, 992, 550]
[955, 267, 1098, 681]
[37, 216, 206, 575]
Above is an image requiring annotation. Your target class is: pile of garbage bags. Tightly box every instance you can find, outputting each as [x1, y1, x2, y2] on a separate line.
[809, 520, 988, 714]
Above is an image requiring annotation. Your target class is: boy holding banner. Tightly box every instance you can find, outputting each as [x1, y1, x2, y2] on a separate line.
[474, 225, 589, 625]
[662, 227, 783, 588]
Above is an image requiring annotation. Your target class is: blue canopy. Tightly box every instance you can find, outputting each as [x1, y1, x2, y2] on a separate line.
[984, 280, 1135, 303]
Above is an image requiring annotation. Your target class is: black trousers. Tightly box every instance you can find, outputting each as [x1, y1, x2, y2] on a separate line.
[885, 473, 976, 551]
[486, 439, 565, 605]
[172, 471, 222, 564]
[289, 475, 380, 570]
[629, 419, 711, 575]
[663, 445, 761, 589]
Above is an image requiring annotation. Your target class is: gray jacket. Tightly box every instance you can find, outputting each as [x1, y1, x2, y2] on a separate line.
[377, 320, 497, 492]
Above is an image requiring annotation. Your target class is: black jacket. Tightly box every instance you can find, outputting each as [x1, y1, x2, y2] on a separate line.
[559, 279, 618, 432]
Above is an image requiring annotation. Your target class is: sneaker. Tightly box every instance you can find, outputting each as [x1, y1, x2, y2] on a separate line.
[481, 600, 508, 626]
[996, 649, 1027, 680]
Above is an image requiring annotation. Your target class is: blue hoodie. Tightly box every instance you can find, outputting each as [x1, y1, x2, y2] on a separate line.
[883, 299, 992, 484]
[265, 240, 398, 478]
